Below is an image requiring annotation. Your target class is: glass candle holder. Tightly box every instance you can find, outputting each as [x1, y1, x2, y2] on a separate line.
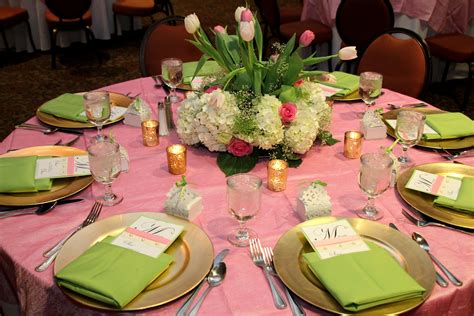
[141, 120, 159, 147]
[344, 131, 363, 159]
[167, 144, 187, 174]
[267, 159, 288, 192]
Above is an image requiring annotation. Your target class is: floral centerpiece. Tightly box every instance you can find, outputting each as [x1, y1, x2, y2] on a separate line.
[177, 7, 357, 176]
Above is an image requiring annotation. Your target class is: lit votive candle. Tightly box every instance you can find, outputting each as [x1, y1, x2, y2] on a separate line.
[267, 159, 288, 192]
[167, 144, 187, 175]
[141, 120, 159, 147]
[344, 131, 363, 159]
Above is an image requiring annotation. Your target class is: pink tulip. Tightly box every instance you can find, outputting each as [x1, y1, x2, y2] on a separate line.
[241, 9, 253, 22]
[279, 102, 297, 124]
[299, 30, 315, 47]
[240, 21, 255, 42]
[213, 25, 226, 34]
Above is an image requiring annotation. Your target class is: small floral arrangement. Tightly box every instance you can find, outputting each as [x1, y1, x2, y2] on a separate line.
[177, 7, 357, 176]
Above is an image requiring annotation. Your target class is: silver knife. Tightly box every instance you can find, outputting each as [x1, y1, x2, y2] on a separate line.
[0, 199, 84, 214]
[175, 248, 229, 316]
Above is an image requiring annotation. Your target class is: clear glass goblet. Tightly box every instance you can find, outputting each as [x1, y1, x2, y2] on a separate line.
[359, 72, 383, 112]
[87, 138, 123, 206]
[161, 58, 183, 103]
[226, 174, 262, 247]
[83, 91, 111, 141]
[395, 110, 426, 166]
[356, 152, 393, 221]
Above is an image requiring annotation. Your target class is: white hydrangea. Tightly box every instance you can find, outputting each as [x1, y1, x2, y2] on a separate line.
[176, 92, 203, 145]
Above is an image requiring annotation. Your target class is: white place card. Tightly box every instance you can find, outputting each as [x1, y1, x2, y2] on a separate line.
[405, 170, 461, 200]
[111, 216, 184, 258]
[301, 219, 369, 259]
[35, 155, 90, 179]
[385, 119, 438, 135]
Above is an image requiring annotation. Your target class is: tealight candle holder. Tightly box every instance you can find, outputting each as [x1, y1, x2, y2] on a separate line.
[267, 159, 288, 192]
[167, 144, 187, 175]
[141, 120, 159, 147]
[344, 131, 363, 159]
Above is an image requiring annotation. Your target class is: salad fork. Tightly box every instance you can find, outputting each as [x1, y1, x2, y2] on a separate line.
[402, 209, 474, 236]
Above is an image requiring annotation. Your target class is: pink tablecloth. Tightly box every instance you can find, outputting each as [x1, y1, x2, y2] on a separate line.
[0, 78, 473, 316]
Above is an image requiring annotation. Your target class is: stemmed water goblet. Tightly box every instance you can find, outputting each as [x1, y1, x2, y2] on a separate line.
[83, 91, 111, 141]
[226, 174, 262, 247]
[356, 152, 393, 221]
[161, 58, 183, 103]
[395, 110, 426, 167]
[359, 72, 383, 113]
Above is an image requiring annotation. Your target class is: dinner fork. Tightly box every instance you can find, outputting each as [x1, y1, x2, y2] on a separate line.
[249, 238, 287, 309]
[402, 209, 474, 236]
[35, 201, 103, 272]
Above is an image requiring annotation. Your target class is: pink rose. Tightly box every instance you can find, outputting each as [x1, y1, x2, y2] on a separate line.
[205, 85, 220, 93]
[213, 25, 226, 34]
[293, 79, 305, 87]
[299, 30, 315, 47]
[240, 9, 253, 22]
[279, 102, 297, 124]
[227, 138, 253, 157]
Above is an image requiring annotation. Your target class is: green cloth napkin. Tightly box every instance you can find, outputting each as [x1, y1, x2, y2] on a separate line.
[303, 242, 425, 312]
[424, 112, 474, 140]
[314, 71, 359, 97]
[0, 156, 52, 193]
[55, 236, 173, 308]
[434, 176, 474, 214]
[39, 93, 88, 122]
[182, 60, 222, 84]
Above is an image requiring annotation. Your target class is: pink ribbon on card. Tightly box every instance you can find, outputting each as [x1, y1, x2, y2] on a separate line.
[125, 227, 172, 245]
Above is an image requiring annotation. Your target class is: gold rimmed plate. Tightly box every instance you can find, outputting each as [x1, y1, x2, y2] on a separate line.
[36, 92, 132, 129]
[383, 108, 474, 149]
[274, 217, 435, 315]
[54, 212, 214, 311]
[397, 163, 474, 229]
[0, 146, 93, 206]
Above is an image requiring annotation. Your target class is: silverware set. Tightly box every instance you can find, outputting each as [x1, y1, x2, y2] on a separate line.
[402, 208, 474, 235]
[387, 102, 427, 110]
[0, 198, 83, 219]
[433, 148, 474, 161]
[15, 123, 84, 135]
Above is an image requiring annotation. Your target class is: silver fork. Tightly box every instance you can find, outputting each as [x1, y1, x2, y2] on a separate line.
[436, 148, 474, 160]
[35, 201, 103, 272]
[249, 238, 287, 309]
[402, 209, 474, 236]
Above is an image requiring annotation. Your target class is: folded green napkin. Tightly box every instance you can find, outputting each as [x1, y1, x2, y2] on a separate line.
[0, 156, 52, 193]
[434, 176, 474, 214]
[424, 112, 474, 140]
[55, 236, 173, 308]
[303, 242, 425, 312]
[39, 93, 88, 122]
[314, 71, 359, 97]
[182, 60, 222, 84]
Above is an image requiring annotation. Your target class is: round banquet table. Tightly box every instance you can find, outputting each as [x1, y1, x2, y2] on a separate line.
[0, 77, 473, 316]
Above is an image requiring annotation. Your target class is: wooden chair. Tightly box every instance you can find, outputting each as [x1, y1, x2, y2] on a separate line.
[139, 16, 202, 77]
[425, 33, 474, 112]
[0, 6, 36, 52]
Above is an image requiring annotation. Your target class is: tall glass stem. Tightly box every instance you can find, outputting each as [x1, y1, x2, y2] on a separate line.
[398, 145, 409, 163]
[103, 183, 114, 202]
[96, 125, 104, 141]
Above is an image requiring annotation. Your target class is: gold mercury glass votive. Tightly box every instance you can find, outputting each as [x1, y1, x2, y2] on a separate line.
[141, 120, 159, 147]
[344, 131, 363, 159]
[267, 159, 288, 192]
[167, 144, 187, 175]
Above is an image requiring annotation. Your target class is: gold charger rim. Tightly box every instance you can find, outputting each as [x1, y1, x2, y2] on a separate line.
[397, 162, 474, 229]
[54, 212, 214, 311]
[332, 89, 361, 102]
[36, 92, 132, 129]
[0, 146, 93, 206]
[273, 217, 435, 315]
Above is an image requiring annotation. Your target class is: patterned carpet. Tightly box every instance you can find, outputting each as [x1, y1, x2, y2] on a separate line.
[0, 0, 472, 141]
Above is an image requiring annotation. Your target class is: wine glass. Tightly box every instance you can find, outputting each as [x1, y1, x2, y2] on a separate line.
[356, 152, 393, 220]
[161, 58, 183, 103]
[359, 72, 383, 112]
[226, 174, 262, 247]
[395, 110, 426, 166]
[87, 138, 123, 206]
[83, 91, 111, 141]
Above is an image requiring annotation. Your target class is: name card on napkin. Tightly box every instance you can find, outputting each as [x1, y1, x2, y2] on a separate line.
[35, 155, 90, 179]
[302, 219, 369, 259]
[111, 216, 184, 258]
[405, 170, 461, 200]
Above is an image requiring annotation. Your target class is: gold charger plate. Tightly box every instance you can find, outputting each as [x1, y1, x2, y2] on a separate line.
[54, 212, 214, 311]
[0, 146, 93, 206]
[274, 217, 435, 315]
[383, 108, 474, 149]
[332, 89, 361, 102]
[397, 163, 474, 229]
[36, 92, 132, 129]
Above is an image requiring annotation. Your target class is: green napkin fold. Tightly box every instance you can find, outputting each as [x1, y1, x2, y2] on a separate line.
[303, 242, 425, 312]
[0, 156, 52, 193]
[434, 176, 474, 214]
[55, 236, 173, 308]
[314, 71, 359, 97]
[424, 112, 474, 140]
[39, 93, 88, 122]
[182, 60, 222, 84]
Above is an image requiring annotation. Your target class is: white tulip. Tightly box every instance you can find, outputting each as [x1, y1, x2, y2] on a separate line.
[184, 13, 200, 34]
[240, 21, 255, 42]
[234, 6, 246, 22]
[338, 46, 358, 60]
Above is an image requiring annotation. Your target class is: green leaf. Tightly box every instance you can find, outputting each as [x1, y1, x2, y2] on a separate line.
[215, 33, 235, 70]
[254, 17, 264, 61]
[217, 152, 258, 176]
[312, 180, 327, 187]
[287, 158, 302, 168]
[278, 85, 297, 102]
[282, 35, 296, 58]
[303, 54, 337, 65]
[319, 131, 340, 146]
[225, 35, 241, 65]
[192, 55, 210, 81]
[283, 53, 303, 85]
[253, 68, 262, 96]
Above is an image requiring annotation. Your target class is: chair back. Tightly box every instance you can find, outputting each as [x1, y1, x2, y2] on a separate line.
[357, 28, 431, 98]
[139, 16, 202, 77]
[253, 0, 281, 37]
[45, 0, 91, 20]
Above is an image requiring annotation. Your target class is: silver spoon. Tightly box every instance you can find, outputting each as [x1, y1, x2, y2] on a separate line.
[388, 102, 427, 110]
[15, 124, 58, 134]
[412, 232, 462, 286]
[188, 262, 226, 316]
[0, 201, 57, 219]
